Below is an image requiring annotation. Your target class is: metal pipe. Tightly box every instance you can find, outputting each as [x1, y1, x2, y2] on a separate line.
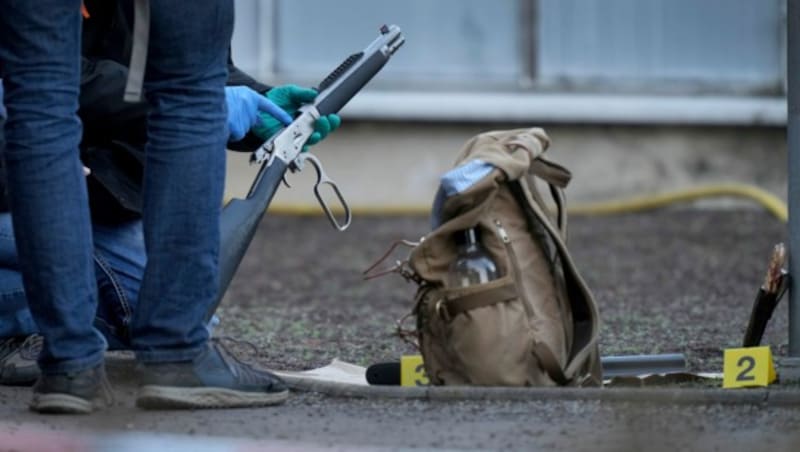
[600, 354, 687, 378]
[788, 0, 800, 357]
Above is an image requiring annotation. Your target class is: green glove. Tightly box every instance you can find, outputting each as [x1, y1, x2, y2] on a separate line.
[252, 84, 342, 150]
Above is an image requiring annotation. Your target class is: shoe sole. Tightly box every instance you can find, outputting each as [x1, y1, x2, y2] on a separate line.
[30, 393, 93, 414]
[0, 373, 38, 387]
[136, 385, 289, 410]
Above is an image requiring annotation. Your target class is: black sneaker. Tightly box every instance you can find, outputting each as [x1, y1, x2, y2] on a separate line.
[0, 334, 42, 386]
[136, 339, 289, 410]
[29, 363, 114, 414]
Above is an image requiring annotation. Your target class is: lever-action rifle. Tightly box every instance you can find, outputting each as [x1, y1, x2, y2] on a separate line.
[208, 25, 405, 318]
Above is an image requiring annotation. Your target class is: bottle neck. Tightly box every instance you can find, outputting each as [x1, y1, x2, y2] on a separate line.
[459, 228, 481, 252]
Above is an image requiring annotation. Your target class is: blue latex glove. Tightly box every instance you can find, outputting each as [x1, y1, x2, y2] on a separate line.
[252, 84, 341, 150]
[225, 86, 292, 142]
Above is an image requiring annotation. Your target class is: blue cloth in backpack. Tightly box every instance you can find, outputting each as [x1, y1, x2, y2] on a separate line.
[431, 159, 494, 228]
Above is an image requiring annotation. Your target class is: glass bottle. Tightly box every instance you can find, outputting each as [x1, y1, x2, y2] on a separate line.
[447, 227, 499, 288]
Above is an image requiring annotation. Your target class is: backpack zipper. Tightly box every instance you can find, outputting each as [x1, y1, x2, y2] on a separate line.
[493, 219, 534, 319]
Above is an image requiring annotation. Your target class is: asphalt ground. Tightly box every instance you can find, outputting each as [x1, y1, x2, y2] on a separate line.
[2, 208, 800, 451]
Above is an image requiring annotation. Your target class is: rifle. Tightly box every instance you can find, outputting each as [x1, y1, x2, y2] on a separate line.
[208, 25, 405, 318]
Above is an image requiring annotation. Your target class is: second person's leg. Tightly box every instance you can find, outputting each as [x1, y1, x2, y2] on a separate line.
[130, 0, 231, 362]
[131, 0, 287, 409]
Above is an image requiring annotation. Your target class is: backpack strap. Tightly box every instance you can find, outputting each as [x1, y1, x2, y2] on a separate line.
[531, 342, 570, 385]
[511, 173, 601, 383]
[440, 279, 516, 319]
[124, 0, 150, 102]
[548, 184, 568, 239]
[529, 158, 571, 188]
[529, 157, 571, 237]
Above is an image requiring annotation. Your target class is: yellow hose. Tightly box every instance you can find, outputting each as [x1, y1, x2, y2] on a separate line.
[246, 183, 787, 223]
[568, 184, 787, 223]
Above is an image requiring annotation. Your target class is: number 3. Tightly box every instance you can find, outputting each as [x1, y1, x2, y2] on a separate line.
[414, 363, 429, 386]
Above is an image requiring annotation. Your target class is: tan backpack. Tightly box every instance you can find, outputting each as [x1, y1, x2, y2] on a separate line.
[374, 128, 602, 387]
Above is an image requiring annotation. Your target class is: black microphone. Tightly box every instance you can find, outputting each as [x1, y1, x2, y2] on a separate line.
[365, 361, 401, 385]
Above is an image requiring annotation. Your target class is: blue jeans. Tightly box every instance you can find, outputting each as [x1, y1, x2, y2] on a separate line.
[0, 0, 102, 374]
[0, 0, 233, 373]
[0, 213, 146, 350]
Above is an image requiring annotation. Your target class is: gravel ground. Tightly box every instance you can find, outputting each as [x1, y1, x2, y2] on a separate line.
[2, 208, 799, 451]
[218, 208, 789, 376]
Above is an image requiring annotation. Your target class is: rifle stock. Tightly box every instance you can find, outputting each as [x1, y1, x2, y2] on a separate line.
[212, 159, 288, 319]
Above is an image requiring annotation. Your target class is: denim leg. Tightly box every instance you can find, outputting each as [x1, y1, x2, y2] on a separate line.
[0, 0, 105, 373]
[0, 264, 38, 338]
[0, 212, 145, 346]
[0, 213, 37, 337]
[0, 81, 6, 120]
[130, 0, 234, 362]
[92, 220, 146, 350]
[0, 211, 218, 346]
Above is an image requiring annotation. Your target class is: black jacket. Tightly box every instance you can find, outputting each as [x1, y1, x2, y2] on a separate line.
[0, 0, 271, 223]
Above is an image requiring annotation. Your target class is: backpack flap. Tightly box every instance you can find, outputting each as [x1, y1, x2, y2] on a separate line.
[409, 128, 553, 283]
[455, 128, 551, 182]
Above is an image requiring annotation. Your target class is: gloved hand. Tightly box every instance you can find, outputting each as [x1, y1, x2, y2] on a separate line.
[225, 86, 292, 142]
[252, 84, 341, 150]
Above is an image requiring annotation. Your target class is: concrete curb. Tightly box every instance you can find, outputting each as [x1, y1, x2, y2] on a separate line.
[283, 377, 800, 406]
[106, 356, 800, 406]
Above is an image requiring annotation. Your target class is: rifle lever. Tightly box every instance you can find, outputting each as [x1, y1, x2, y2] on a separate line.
[293, 153, 351, 231]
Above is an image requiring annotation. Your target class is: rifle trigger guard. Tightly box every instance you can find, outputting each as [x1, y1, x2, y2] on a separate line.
[296, 153, 352, 231]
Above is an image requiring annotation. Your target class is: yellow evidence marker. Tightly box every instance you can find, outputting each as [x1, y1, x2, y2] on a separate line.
[722, 346, 777, 388]
[400, 355, 430, 387]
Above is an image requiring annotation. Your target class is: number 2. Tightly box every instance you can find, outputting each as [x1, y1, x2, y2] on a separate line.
[736, 356, 756, 382]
